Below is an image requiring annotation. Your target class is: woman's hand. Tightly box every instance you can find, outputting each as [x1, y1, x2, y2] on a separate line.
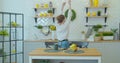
[61, 2, 66, 11]
[68, 0, 71, 5]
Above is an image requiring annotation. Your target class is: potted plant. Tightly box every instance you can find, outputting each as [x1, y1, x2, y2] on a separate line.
[111, 28, 118, 40]
[0, 30, 9, 41]
[102, 31, 114, 40]
[94, 33, 103, 41]
[47, 9, 53, 17]
[97, 11, 101, 16]
[35, 25, 43, 29]
[8, 21, 20, 27]
[92, 24, 102, 32]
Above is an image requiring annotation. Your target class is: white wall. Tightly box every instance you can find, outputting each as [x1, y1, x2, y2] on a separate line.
[0, 0, 120, 63]
[0, 0, 120, 41]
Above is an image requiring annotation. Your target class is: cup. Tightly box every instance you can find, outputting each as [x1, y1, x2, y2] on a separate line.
[54, 43, 58, 50]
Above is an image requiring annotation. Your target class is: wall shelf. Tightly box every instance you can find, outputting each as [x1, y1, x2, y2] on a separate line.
[34, 16, 55, 18]
[0, 26, 23, 28]
[85, 5, 108, 23]
[86, 15, 108, 18]
[85, 24, 108, 27]
[24, 39, 120, 43]
[85, 5, 108, 8]
[34, 7, 55, 14]
[34, 7, 55, 23]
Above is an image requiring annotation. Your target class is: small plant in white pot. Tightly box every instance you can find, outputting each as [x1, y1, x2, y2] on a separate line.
[47, 9, 53, 17]
[94, 33, 103, 41]
[0, 30, 9, 41]
[92, 24, 102, 32]
[102, 31, 114, 40]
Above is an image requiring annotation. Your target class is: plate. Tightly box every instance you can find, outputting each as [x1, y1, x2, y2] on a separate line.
[64, 50, 84, 54]
[44, 49, 62, 52]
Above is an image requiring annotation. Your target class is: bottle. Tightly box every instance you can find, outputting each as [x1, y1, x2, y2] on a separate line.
[93, 0, 99, 7]
[35, 4, 39, 8]
[89, 0, 93, 7]
[54, 43, 58, 50]
[49, 1, 53, 8]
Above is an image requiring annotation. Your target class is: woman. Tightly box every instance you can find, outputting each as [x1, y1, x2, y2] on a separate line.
[55, 0, 72, 49]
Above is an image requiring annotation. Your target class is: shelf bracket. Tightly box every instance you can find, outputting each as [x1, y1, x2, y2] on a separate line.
[53, 17, 55, 23]
[105, 17, 107, 23]
[104, 7, 107, 13]
[52, 8, 55, 14]
[34, 8, 37, 12]
[86, 8, 88, 13]
[34, 18, 37, 23]
[86, 17, 88, 23]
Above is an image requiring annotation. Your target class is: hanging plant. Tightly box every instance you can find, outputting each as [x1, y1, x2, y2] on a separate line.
[0, 30, 9, 36]
[65, 9, 76, 21]
[49, 25, 56, 31]
[35, 25, 43, 29]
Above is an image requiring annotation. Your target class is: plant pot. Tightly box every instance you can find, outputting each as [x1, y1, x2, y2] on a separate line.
[81, 34, 85, 40]
[103, 36, 113, 40]
[51, 31, 55, 40]
[97, 11, 101, 16]
[48, 13, 53, 17]
[94, 36, 102, 41]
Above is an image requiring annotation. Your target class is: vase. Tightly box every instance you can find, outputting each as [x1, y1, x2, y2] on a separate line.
[94, 36, 102, 41]
[51, 31, 55, 40]
[93, 0, 99, 7]
[81, 34, 85, 40]
[113, 32, 119, 40]
[103, 36, 113, 40]
[89, 0, 93, 7]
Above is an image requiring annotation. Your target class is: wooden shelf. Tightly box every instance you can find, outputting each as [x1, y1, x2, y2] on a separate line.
[29, 48, 101, 56]
[25, 39, 120, 43]
[0, 26, 23, 28]
[86, 5, 108, 8]
[25, 39, 58, 42]
[85, 25, 107, 27]
[34, 7, 55, 9]
[34, 16, 55, 18]
[86, 15, 107, 18]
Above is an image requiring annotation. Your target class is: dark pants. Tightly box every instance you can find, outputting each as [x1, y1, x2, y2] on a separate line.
[58, 39, 69, 49]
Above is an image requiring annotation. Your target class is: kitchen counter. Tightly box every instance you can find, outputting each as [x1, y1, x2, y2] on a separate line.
[29, 48, 101, 56]
[25, 39, 120, 43]
[29, 48, 101, 63]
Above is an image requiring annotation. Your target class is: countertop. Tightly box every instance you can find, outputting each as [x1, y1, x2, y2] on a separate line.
[29, 48, 101, 56]
[25, 39, 120, 43]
